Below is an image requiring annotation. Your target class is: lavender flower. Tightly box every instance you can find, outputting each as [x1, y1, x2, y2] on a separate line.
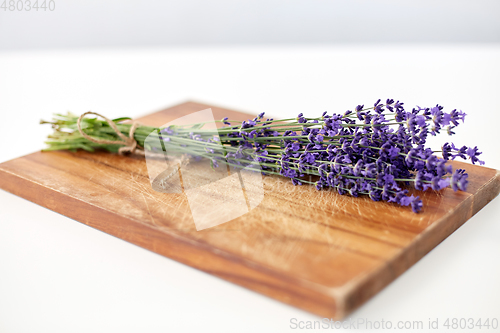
[42, 99, 484, 213]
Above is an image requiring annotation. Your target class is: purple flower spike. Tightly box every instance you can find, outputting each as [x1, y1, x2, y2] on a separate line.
[114, 99, 483, 214]
[466, 146, 485, 165]
[411, 196, 423, 213]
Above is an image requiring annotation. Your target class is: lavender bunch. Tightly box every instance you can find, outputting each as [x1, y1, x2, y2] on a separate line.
[42, 99, 484, 213]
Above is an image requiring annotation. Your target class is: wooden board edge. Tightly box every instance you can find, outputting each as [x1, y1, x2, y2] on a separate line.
[0, 165, 341, 318]
[340, 169, 500, 317]
[471, 169, 500, 215]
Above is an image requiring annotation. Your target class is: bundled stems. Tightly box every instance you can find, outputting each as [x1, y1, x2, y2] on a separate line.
[41, 99, 484, 213]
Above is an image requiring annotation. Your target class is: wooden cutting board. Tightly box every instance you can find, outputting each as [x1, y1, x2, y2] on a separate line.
[1, 101, 499, 319]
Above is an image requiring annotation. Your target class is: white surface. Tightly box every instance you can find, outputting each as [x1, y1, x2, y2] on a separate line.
[1, 0, 500, 50]
[0, 46, 499, 332]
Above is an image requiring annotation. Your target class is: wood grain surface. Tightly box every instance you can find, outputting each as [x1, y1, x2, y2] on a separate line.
[1, 101, 499, 319]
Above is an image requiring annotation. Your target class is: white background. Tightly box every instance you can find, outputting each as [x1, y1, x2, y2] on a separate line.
[1, 0, 500, 49]
[1, 1, 500, 332]
[0, 45, 499, 333]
